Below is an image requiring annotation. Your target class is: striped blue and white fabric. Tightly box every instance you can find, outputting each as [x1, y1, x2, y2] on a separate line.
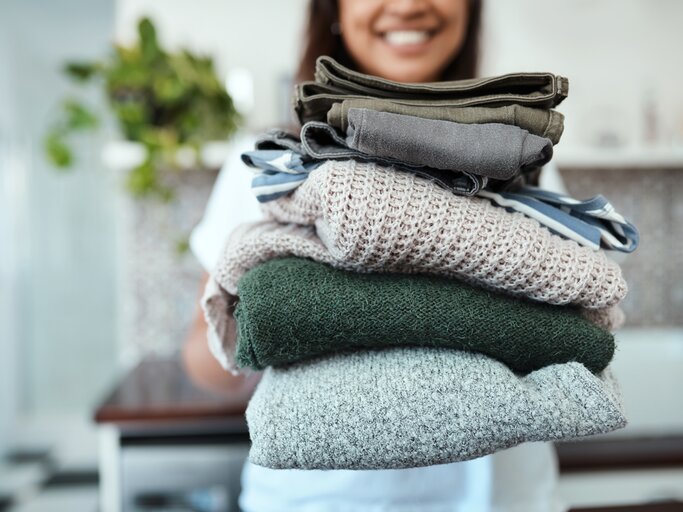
[243, 148, 638, 253]
[241, 149, 322, 203]
[477, 186, 639, 253]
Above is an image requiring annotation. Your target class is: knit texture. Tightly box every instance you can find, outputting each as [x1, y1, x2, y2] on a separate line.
[235, 257, 614, 374]
[205, 221, 624, 372]
[260, 160, 627, 308]
[246, 347, 626, 470]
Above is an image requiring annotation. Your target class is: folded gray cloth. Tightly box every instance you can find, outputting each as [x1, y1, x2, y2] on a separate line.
[300, 121, 486, 195]
[246, 347, 626, 470]
[346, 108, 554, 180]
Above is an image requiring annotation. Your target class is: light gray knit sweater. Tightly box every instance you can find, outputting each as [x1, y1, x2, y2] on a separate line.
[246, 347, 626, 470]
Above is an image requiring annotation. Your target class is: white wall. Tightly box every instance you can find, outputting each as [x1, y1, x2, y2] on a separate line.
[116, 0, 683, 150]
[115, 0, 309, 130]
[0, 12, 17, 456]
[1, 0, 119, 419]
[480, 0, 683, 150]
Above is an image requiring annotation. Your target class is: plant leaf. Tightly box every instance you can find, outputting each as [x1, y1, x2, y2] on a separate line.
[63, 100, 99, 130]
[138, 17, 162, 63]
[44, 132, 73, 168]
[64, 62, 98, 81]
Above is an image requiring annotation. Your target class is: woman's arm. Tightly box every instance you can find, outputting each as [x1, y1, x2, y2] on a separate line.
[182, 135, 263, 395]
[182, 272, 259, 395]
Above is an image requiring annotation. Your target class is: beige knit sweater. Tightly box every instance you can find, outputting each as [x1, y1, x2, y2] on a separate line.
[240, 160, 626, 308]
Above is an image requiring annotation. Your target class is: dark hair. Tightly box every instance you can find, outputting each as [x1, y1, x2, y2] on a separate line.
[295, 0, 482, 84]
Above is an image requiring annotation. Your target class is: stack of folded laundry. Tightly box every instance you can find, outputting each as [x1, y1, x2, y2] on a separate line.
[202, 56, 639, 470]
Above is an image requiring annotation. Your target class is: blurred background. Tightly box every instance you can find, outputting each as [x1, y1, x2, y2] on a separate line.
[1, 0, 682, 511]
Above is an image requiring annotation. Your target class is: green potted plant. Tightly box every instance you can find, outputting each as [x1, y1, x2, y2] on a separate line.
[44, 17, 240, 201]
[43, 17, 243, 355]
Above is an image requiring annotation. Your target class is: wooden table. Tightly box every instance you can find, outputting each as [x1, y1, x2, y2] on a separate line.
[94, 356, 254, 512]
[94, 357, 683, 512]
[558, 436, 683, 511]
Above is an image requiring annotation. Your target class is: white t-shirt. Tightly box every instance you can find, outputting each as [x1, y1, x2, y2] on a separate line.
[190, 132, 566, 512]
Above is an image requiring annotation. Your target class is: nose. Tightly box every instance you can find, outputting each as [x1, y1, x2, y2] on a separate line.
[383, 0, 431, 17]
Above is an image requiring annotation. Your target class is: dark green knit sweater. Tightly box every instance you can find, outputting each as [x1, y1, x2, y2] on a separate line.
[234, 257, 614, 373]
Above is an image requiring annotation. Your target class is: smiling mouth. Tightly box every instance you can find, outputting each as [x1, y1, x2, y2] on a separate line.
[381, 29, 436, 47]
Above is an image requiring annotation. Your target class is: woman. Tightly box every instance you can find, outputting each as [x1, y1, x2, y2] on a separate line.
[184, 1, 564, 511]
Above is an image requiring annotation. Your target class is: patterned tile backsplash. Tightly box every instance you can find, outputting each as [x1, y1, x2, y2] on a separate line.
[560, 167, 683, 327]
[118, 169, 218, 358]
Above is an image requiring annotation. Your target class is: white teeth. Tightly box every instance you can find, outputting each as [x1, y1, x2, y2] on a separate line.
[383, 30, 430, 46]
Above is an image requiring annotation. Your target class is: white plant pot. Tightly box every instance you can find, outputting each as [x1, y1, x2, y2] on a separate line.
[102, 140, 231, 172]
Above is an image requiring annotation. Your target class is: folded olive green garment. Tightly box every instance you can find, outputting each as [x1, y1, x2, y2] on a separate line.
[234, 258, 614, 373]
[314, 55, 569, 104]
[327, 99, 564, 144]
[247, 347, 626, 470]
[295, 55, 569, 125]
